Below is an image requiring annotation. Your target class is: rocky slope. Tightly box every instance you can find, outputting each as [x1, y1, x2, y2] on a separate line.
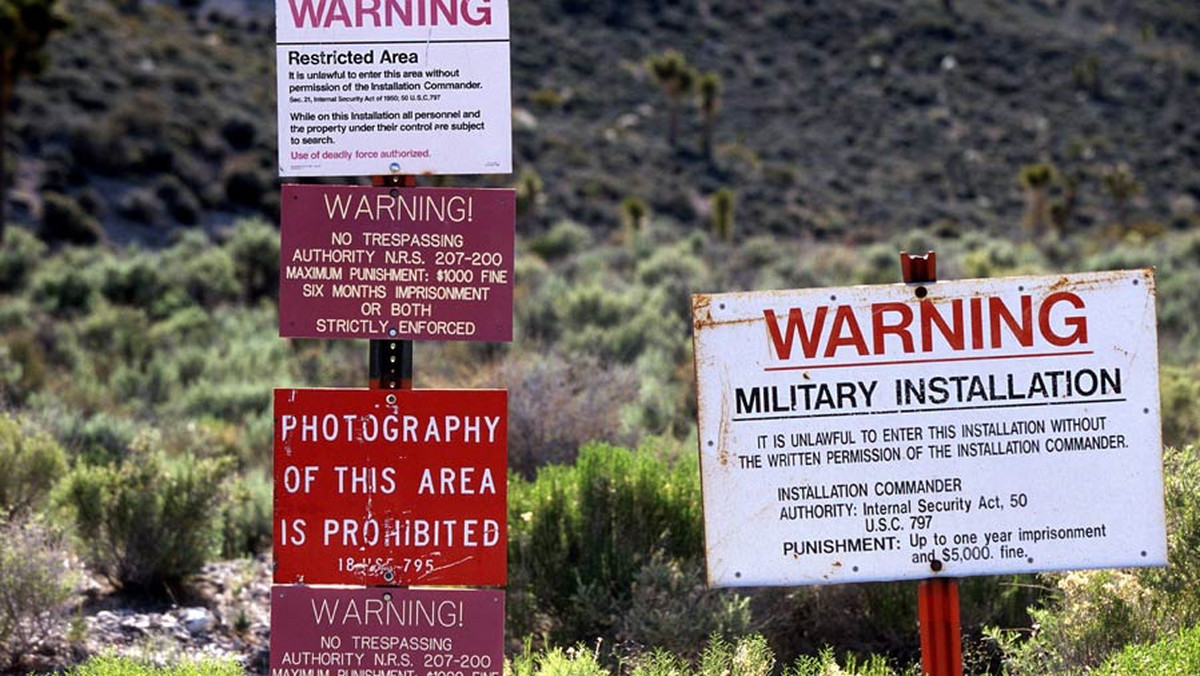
[6, 0, 1200, 244]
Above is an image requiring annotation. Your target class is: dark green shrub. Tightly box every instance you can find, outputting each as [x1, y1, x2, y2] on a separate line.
[224, 218, 279, 301]
[56, 443, 230, 594]
[222, 160, 269, 208]
[528, 220, 592, 261]
[117, 188, 166, 225]
[0, 331, 46, 403]
[617, 554, 752, 657]
[0, 517, 76, 670]
[154, 175, 201, 225]
[0, 226, 47, 292]
[40, 191, 105, 245]
[558, 286, 673, 365]
[175, 247, 240, 308]
[110, 360, 174, 409]
[1141, 444, 1200, 625]
[0, 414, 67, 518]
[31, 261, 96, 316]
[79, 305, 153, 372]
[1160, 365, 1200, 447]
[635, 246, 707, 320]
[219, 114, 257, 151]
[39, 147, 82, 193]
[150, 306, 216, 349]
[100, 252, 172, 309]
[219, 467, 272, 558]
[179, 381, 272, 421]
[76, 187, 107, 218]
[507, 441, 703, 645]
[63, 412, 140, 466]
[557, 283, 626, 328]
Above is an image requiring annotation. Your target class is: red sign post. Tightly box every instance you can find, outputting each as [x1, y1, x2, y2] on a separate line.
[902, 252, 964, 676]
[279, 185, 515, 341]
[273, 388, 508, 586]
[270, 586, 504, 676]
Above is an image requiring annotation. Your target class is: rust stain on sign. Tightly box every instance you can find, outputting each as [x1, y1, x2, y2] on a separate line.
[692, 293, 770, 330]
[716, 386, 731, 467]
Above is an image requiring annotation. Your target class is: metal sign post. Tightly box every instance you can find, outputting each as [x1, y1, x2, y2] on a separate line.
[901, 251, 963, 676]
[369, 174, 415, 391]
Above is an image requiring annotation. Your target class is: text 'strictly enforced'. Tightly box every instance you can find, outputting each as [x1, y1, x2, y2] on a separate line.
[692, 269, 1167, 586]
[279, 185, 514, 341]
[276, 0, 512, 176]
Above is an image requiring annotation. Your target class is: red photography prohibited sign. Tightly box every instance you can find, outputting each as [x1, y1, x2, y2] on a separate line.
[273, 388, 507, 586]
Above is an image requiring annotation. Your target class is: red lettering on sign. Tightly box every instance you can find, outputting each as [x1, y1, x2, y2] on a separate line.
[273, 388, 507, 586]
[288, 0, 493, 29]
[764, 293, 1089, 361]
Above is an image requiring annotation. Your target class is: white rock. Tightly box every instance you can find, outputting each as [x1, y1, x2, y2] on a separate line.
[179, 607, 215, 635]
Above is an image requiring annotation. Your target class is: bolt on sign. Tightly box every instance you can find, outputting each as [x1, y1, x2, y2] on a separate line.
[271, 586, 503, 675]
[275, 0, 512, 176]
[279, 185, 514, 341]
[274, 388, 507, 587]
[692, 269, 1166, 587]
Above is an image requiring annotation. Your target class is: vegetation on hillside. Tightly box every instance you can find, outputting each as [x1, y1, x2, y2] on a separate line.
[2, 0, 1200, 673]
[1, 212, 1199, 671]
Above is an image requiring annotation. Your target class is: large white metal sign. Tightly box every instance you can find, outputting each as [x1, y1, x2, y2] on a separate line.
[693, 269, 1166, 587]
[276, 0, 512, 177]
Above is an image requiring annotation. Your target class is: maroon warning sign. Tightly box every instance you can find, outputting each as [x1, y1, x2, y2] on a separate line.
[279, 185, 514, 341]
[270, 586, 504, 676]
[273, 388, 507, 586]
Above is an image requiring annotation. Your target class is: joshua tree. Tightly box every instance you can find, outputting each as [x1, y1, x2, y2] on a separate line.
[711, 188, 736, 243]
[1, 0, 68, 239]
[1103, 163, 1144, 230]
[1018, 163, 1056, 237]
[697, 71, 722, 160]
[515, 168, 544, 221]
[622, 195, 647, 234]
[645, 49, 696, 148]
